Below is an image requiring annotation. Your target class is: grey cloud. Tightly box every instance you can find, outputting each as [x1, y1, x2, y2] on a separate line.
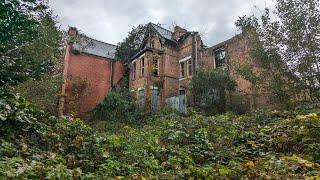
[49, 0, 274, 46]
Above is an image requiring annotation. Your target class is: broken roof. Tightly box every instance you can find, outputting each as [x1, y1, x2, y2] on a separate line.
[149, 23, 174, 41]
[72, 35, 118, 59]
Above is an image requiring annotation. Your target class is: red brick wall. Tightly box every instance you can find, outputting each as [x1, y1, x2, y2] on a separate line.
[63, 45, 123, 115]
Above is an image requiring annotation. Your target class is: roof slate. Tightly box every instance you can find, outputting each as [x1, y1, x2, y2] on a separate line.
[73, 35, 117, 59]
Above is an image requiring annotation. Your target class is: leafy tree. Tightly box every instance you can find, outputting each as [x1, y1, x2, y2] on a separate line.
[0, 0, 63, 88]
[115, 24, 148, 66]
[235, 0, 320, 107]
[190, 68, 236, 115]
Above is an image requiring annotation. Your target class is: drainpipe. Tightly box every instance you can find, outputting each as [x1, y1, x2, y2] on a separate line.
[195, 33, 198, 68]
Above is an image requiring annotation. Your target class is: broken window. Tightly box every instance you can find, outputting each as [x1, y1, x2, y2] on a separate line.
[188, 59, 193, 76]
[152, 57, 159, 76]
[214, 47, 226, 68]
[180, 62, 185, 78]
[132, 61, 136, 80]
[140, 57, 145, 77]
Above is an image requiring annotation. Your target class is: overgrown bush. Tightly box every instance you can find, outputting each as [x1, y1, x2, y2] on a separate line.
[190, 68, 236, 115]
[90, 89, 142, 123]
[1, 91, 319, 179]
[9, 67, 62, 115]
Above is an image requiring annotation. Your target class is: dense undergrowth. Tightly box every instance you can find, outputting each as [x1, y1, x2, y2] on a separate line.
[1, 92, 320, 179]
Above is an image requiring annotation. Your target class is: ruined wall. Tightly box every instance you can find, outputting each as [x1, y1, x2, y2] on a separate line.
[64, 45, 124, 115]
[199, 33, 274, 112]
[209, 34, 272, 112]
[161, 44, 179, 105]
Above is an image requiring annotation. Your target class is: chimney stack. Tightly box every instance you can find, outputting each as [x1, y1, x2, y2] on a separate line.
[173, 26, 188, 41]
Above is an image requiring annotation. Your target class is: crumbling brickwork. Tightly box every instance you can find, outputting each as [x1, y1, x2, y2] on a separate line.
[129, 23, 270, 113]
[61, 23, 271, 116]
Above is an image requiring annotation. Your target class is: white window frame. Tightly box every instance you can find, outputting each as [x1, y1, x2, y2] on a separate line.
[179, 56, 192, 80]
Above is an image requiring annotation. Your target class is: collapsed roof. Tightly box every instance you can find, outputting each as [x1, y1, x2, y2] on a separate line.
[149, 23, 174, 41]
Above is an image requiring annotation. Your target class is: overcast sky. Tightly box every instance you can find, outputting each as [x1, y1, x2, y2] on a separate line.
[49, 0, 275, 46]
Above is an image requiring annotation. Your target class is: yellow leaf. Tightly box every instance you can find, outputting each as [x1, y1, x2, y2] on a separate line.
[244, 161, 255, 169]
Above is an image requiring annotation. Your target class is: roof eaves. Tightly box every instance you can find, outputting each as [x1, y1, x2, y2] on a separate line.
[130, 47, 153, 61]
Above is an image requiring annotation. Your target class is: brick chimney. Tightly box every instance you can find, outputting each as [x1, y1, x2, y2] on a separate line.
[173, 26, 188, 41]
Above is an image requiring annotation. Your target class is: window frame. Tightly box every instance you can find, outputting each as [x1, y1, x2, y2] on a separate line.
[179, 56, 192, 80]
[187, 59, 192, 76]
[180, 62, 185, 78]
[152, 56, 159, 77]
[132, 61, 136, 80]
[214, 47, 226, 68]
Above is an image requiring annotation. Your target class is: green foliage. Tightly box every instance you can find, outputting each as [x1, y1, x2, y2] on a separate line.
[190, 68, 236, 115]
[115, 24, 147, 66]
[1, 91, 320, 179]
[235, 0, 320, 107]
[91, 89, 142, 123]
[9, 62, 63, 115]
[0, 0, 63, 87]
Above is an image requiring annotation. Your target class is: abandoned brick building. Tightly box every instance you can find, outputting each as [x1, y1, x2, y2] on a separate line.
[59, 27, 124, 116]
[60, 23, 269, 116]
[129, 23, 268, 113]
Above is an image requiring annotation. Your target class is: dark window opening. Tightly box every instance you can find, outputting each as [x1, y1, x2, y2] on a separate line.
[141, 58, 145, 77]
[214, 47, 226, 67]
[153, 57, 159, 76]
[180, 62, 185, 78]
[188, 60, 193, 76]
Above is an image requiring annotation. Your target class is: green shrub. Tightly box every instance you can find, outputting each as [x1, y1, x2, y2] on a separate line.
[190, 68, 236, 115]
[90, 89, 142, 123]
[1, 91, 319, 179]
